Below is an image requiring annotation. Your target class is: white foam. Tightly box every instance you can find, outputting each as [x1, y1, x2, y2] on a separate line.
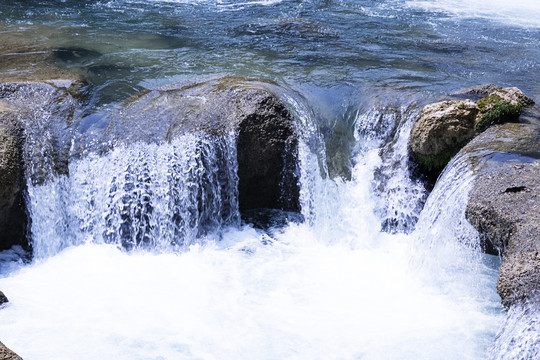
[0, 139, 503, 360]
[405, 0, 540, 28]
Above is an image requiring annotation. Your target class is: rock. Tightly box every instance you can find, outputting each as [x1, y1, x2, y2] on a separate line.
[0, 290, 8, 305]
[409, 100, 479, 173]
[0, 81, 81, 251]
[0, 341, 23, 360]
[0, 24, 86, 84]
[410, 86, 536, 176]
[0, 81, 80, 185]
[462, 123, 540, 308]
[487, 87, 535, 107]
[474, 87, 534, 131]
[96, 75, 301, 213]
[462, 83, 503, 98]
[0, 105, 26, 251]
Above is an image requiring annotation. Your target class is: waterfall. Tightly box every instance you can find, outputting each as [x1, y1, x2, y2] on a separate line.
[0, 100, 505, 359]
[28, 132, 240, 258]
[489, 302, 540, 359]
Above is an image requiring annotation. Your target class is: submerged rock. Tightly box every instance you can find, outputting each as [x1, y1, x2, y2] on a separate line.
[97, 75, 301, 213]
[0, 290, 8, 305]
[409, 100, 479, 173]
[460, 123, 540, 308]
[0, 341, 23, 360]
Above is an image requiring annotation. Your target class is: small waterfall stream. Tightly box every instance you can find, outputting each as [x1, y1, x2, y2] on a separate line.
[0, 98, 507, 359]
[28, 133, 240, 257]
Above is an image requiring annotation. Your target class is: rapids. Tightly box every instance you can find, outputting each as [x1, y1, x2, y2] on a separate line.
[1, 0, 539, 358]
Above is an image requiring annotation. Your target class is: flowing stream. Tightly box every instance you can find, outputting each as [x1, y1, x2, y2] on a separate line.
[1, 0, 539, 359]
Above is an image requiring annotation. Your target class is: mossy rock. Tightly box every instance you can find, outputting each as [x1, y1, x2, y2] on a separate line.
[475, 102, 522, 131]
[414, 150, 459, 173]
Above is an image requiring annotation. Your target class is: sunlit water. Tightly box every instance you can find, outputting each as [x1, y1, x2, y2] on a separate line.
[0, 105, 504, 359]
[1, 0, 539, 358]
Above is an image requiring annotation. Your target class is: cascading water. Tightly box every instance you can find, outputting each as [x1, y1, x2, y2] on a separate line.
[29, 132, 240, 258]
[2, 0, 539, 358]
[0, 100, 506, 359]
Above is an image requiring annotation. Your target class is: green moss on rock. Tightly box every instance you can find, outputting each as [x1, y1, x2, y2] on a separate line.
[476, 93, 503, 111]
[475, 102, 522, 131]
[415, 150, 459, 173]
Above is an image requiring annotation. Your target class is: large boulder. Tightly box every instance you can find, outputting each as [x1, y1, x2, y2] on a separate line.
[409, 100, 479, 173]
[94, 75, 301, 213]
[461, 123, 540, 308]
[0, 341, 23, 360]
[410, 86, 535, 175]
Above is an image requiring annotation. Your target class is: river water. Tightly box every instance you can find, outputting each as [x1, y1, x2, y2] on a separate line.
[0, 0, 539, 359]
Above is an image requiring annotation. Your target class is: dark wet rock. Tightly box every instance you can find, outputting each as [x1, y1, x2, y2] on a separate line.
[0, 81, 81, 251]
[409, 100, 479, 173]
[0, 108, 26, 251]
[0, 341, 23, 360]
[461, 123, 540, 308]
[96, 76, 301, 213]
[0, 290, 8, 305]
[0, 81, 80, 185]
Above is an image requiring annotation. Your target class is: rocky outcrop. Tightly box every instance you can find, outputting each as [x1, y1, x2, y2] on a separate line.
[95, 75, 301, 213]
[409, 100, 479, 173]
[0, 290, 8, 305]
[460, 123, 540, 308]
[0, 109, 26, 251]
[0, 341, 23, 360]
[410, 86, 535, 175]
[0, 81, 81, 251]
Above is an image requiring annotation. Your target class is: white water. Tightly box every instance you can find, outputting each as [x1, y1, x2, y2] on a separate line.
[28, 132, 239, 257]
[405, 0, 540, 29]
[0, 106, 504, 359]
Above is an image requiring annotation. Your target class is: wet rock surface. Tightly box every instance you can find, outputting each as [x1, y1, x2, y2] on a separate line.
[0, 81, 80, 184]
[461, 123, 540, 308]
[0, 110, 26, 251]
[0, 81, 81, 250]
[96, 76, 301, 212]
[0, 290, 8, 306]
[0, 341, 23, 360]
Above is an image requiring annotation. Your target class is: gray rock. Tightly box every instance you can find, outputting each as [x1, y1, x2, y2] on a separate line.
[95, 75, 300, 212]
[409, 100, 479, 172]
[461, 123, 540, 308]
[0, 341, 23, 360]
[0, 290, 8, 305]
[462, 83, 503, 97]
